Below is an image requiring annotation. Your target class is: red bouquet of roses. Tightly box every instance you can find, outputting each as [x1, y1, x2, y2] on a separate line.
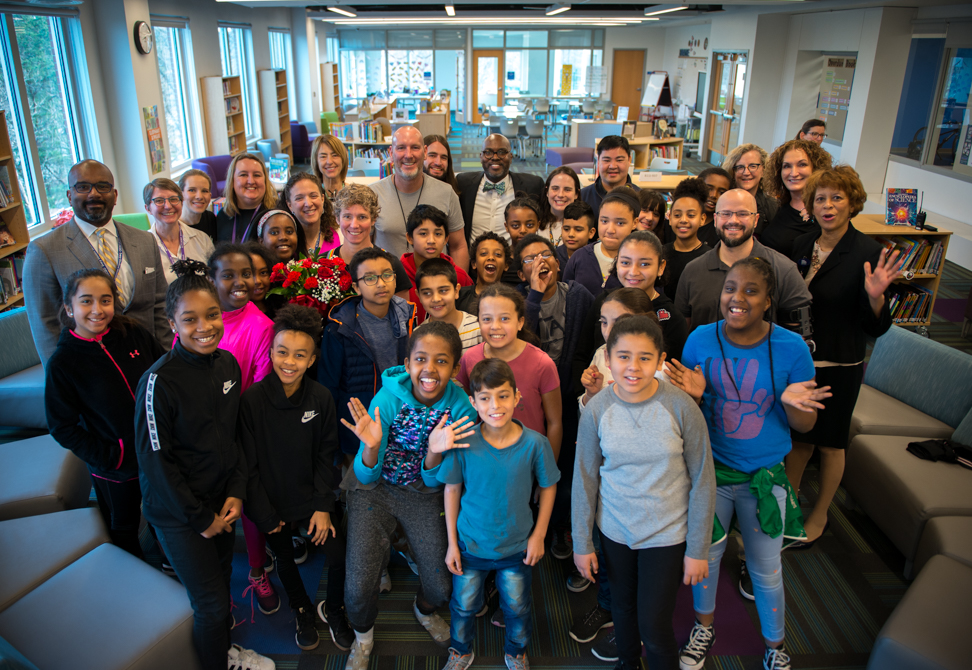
[267, 255, 355, 316]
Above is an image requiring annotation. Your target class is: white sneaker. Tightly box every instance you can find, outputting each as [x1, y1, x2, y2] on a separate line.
[228, 643, 275, 670]
[413, 598, 450, 647]
[345, 639, 374, 670]
[379, 568, 392, 593]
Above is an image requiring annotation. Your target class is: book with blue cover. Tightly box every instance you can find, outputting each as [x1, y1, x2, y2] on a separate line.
[886, 188, 918, 226]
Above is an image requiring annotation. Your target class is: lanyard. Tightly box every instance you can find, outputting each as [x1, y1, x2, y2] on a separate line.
[160, 226, 186, 267]
[394, 178, 425, 250]
[311, 230, 322, 257]
[232, 208, 261, 243]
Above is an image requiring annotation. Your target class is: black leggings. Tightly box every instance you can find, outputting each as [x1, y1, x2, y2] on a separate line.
[91, 475, 144, 558]
[600, 532, 686, 669]
[264, 517, 347, 613]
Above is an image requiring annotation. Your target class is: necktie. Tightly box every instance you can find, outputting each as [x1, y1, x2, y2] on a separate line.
[96, 228, 130, 307]
[482, 181, 506, 194]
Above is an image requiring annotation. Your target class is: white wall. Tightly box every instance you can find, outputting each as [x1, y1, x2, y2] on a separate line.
[661, 23, 710, 108]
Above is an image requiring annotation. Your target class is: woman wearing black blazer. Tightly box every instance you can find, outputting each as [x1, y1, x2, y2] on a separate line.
[785, 166, 904, 547]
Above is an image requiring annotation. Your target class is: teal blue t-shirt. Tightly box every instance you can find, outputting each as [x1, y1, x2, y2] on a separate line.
[437, 421, 560, 559]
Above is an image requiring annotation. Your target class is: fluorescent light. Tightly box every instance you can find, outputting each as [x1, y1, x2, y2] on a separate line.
[327, 6, 357, 17]
[445, 5, 455, 16]
[546, 4, 571, 16]
[645, 5, 688, 16]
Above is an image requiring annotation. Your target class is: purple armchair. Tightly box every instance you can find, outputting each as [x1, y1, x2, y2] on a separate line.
[290, 122, 320, 162]
[191, 155, 233, 198]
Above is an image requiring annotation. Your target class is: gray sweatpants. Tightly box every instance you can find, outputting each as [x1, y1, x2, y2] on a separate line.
[345, 482, 451, 632]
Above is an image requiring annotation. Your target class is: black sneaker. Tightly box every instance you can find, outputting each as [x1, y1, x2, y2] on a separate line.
[569, 605, 613, 643]
[678, 620, 715, 670]
[591, 628, 618, 662]
[295, 606, 320, 650]
[491, 608, 506, 628]
[292, 535, 308, 565]
[317, 600, 354, 651]
[551, 529, 573, 560]
[264, 545, 275, 573]
[739, 560, 754, 601]
[566, 568, 591, 593]
[763, 644, 792, 670]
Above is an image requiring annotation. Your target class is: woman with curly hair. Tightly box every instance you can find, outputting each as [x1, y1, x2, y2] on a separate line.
[722, 143, 778, 233]
[760, 139, 832, 258]
[279, 171, 340, 257]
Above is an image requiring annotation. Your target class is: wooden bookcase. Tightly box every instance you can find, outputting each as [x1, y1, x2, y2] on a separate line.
[258, 69, 293, 162]
[627, 136, 683, 169]
[856, 214, 952, 331]
[320, 62, 341, 115]
[202, 75, 246, 157]
[0, 111, 28, 312]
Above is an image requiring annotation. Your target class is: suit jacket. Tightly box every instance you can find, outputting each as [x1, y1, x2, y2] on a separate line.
[456, 170, 545, 243]
[791, 223, 891, 364]
[24, 218, 172, 365]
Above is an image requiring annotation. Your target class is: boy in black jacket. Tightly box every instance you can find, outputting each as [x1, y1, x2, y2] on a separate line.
[239, 304, 354, 653]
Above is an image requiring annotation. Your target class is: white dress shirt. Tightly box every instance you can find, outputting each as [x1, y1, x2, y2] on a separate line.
[471, 174, 515, 243]
[151, 221, 216, 284]
[75, 216, 135, 307]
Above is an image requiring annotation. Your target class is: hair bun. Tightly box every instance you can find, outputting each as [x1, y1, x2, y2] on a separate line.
[171, 259, 209, 278]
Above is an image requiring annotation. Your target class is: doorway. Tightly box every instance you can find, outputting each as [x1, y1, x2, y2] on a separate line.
[611, 49, 646, 120]
[472, 50, 504, 124]
[706, 51, 748, 165]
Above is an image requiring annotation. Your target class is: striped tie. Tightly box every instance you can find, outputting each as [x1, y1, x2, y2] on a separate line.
[96, 228, 130, 307]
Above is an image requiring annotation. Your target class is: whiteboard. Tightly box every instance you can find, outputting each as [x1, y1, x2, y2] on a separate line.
[641, 73, 668, 107]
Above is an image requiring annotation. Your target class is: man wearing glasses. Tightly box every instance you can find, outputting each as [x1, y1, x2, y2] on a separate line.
[456, 134, 544, 245]
[24, 159, 170, 364]
[674, 189, 811, 332]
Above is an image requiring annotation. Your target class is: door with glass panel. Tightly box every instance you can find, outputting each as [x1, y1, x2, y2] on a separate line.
[472, 50, 503, 124]
[706, 52, 747, 165]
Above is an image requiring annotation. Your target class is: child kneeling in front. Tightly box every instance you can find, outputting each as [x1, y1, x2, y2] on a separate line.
[239, 304, 353, 652]
[340, 321, 478, 670]
[439, 358, 560, 670]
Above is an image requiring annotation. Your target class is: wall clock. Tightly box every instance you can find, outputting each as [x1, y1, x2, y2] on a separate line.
[134, 20, 153, 55]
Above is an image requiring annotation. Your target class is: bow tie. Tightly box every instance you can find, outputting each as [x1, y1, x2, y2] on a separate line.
[483, 181, 506, 194]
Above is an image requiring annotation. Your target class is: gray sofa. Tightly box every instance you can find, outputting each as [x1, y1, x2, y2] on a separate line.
[0, 434, 91, 521]
[0, 307, 45, 430]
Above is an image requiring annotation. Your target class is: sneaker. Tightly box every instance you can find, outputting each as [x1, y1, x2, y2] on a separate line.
[591, 628, 618, 662]
[244, 572, 281, 615]
[491, 608, 505, 628]
[344, 639, 373, 670]
[414, 598, 450, 647]
[318, 601, 355, 651]
[443, 648, 475, 670]
[763, 644, 792, 670]
[264, 546, 276, 573]
[566, 568, 591, 593]
[292, 535, 308, 565]
[738, 560, 755, 601]
[227, 643, 276, 670]
[678, 620, 715, 670]
[295, 606, 320, 651]
[398, 548, 420, 575]
[477, 574, 497, 617]
[551, 529, 573, 560]
[569, 605, 613, 643]
[379, 568, 392, 594]
[504, 653, 529, 670]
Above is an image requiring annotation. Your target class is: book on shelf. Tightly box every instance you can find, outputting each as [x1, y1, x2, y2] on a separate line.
[229, 135, 240, 154]
[0, 224, 15, 248]
[886, 188, 918, 226]
[222, 80, 231, 96]
[357, 121, 384, 143]
[0, 166, 13, 207]
[226, 116, 234, 134]
[330, 122, 354, 141]
[873, 235, 946, 275]
[0, 257, 20, 303]
[268, 157, 288, 183]
[650, 145, 680, 159]
[887, 282, 933, 324]
[225, 97, 241, 116]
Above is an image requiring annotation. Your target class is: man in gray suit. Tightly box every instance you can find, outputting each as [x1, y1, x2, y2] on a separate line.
[24, 159, 171, 365]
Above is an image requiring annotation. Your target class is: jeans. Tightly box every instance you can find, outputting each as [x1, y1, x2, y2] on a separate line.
[692, 482, 786, 644]
[153, 522, 235, 670]
[450, 546, 532, 657]
[601, 534, 685, 669]
[90, 475, 144, 559]
[264, 517, 346, 613]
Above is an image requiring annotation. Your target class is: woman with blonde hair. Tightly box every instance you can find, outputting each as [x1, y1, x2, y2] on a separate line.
[215, 152, 277, 243]
[177, 169, 217, 241]
[760, 139, 832, 258]
[312, 134, 350, 201]
[722, 143, 777, 233]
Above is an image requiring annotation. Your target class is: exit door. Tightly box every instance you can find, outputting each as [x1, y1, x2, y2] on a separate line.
[706, 52, 747, 165]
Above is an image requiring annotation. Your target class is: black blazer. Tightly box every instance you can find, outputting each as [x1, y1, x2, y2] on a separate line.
[456, 170, 545, 243]
[791, 222, 892, 363]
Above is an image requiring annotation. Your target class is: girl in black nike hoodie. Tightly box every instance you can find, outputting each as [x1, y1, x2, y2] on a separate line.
[45, 269, 166, 558]
[134, 260, 272, 670]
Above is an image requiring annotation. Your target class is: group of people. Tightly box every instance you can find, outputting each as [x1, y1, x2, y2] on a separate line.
[24, 112, 907, 670]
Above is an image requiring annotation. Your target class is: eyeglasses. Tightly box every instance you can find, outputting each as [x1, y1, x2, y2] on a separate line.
[151, 196, 182, 207]
[807, 132, 827, 140]
[72, 182, 114, 194]
[481, 149, 511, 159]
[733, 163, 762, 173]
[715, 211, 757, 220]
[357, 271, 396, 286]
[521, 251, 554, 265]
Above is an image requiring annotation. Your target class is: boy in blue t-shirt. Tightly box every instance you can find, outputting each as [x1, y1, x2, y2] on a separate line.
[436, 358, 560, 670]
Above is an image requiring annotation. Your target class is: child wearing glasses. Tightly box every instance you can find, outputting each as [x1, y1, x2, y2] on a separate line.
[319, 247, 417, 458]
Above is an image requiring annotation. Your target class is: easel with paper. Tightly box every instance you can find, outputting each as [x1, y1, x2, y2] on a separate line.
[640, 72, 674, 129]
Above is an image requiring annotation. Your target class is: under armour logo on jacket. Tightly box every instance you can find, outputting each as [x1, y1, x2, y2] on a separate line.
[223, 380, 237, 394]
[302, 411, 319, 423]
[129, 350, 139, 358]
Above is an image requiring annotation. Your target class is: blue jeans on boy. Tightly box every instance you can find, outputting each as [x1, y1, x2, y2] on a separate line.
[691, 482, 786, 644]
[450, 545, 532, 657]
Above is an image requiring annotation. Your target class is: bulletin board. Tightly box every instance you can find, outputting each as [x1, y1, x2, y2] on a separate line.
[815, 55, 856, 142]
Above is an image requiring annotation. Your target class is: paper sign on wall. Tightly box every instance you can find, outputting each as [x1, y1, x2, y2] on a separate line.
[560, 64, 573, 96]
[143, 105, 165, 175]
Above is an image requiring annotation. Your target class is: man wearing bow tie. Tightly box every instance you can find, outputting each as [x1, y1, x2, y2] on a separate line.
[457, 134, 544, 245]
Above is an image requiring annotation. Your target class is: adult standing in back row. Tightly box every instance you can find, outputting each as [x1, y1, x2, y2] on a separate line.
[371, 126, 469, 271]
[456, 133, 545, 246]
[580, 135, 639, 219]
[215, 152, 278, 244]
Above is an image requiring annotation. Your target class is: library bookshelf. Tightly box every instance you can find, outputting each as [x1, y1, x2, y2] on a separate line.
[258, 69, 292, 163]
[856, 214, 952, 332]
[0, 111, 27, 312]
[202, 75, 246, 157]
[320, 62, 341, 114]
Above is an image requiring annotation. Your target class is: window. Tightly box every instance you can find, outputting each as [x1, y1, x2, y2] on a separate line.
[219, 24, 259, 141]
[891, 39, 945, 160]
[472, 30, 503, 49]
[152, 17, 201, 172]
[0, 11, 97, 227]
[340, 50, 387, 99]
[269, 28, 296, 121]
[928, 47, 972, 173]
[326, 37, 339, 64]
[388, 50, 433, 94]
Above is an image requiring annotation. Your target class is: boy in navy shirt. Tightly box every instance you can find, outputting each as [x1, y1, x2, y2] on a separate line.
[435, 359, 560, 670]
